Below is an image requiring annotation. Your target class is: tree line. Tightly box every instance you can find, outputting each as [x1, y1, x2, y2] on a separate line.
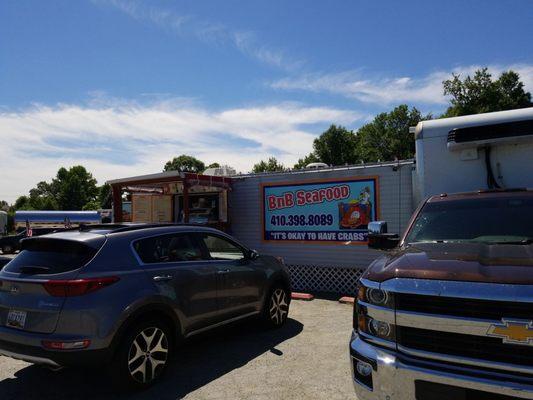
[2, 67, 531, 218]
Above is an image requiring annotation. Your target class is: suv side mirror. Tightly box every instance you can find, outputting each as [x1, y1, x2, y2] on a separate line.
[248, 249, 259, 260]
[368, 221, 400, 250]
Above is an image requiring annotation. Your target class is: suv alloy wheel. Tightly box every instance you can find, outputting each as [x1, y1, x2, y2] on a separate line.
[110, 319, 173, 390]
[263, 286, 290, 328]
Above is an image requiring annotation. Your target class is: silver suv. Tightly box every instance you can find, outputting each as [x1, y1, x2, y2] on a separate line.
[0, 224, 291, 390]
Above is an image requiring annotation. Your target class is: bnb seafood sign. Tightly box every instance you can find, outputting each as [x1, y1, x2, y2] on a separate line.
[262, 177, 378, 243]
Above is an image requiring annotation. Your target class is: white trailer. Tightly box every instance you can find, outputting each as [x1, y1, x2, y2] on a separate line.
[413, 107, 533, 205]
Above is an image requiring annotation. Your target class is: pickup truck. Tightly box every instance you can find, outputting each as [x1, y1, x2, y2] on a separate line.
[350, 189, 533, 399]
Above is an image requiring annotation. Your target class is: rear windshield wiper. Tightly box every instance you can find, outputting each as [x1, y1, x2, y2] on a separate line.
[19, 266, 51, 274]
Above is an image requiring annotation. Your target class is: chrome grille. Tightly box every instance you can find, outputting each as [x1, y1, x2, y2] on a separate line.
[396, 293, 533, 321]
[397, 326, 533, 367]
[394, 290, 533, 371]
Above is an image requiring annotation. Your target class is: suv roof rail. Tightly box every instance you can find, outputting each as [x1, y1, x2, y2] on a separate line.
[78, 223, 210, 234]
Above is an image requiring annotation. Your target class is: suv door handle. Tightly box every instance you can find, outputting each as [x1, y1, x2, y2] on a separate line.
[153, 275, 173, 282]
[217, 269, 230, 274]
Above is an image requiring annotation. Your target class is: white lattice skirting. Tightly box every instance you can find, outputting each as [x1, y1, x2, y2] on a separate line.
[286, 264, 365, 295]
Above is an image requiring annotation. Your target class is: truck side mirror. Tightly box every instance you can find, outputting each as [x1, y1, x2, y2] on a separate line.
[368, 221, 388, 234]
[368, 221, 400, 250]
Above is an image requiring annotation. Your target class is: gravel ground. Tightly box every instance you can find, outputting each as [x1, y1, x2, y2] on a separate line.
[0, 298, 355, 400]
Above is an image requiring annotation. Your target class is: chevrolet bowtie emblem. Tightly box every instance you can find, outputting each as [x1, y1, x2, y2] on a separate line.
[487, 319, 533, 346]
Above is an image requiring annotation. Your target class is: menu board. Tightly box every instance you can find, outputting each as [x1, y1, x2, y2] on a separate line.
[152, 195, 172, 223]
[132, 194, 173, 223]
[132, 194, 152, 223]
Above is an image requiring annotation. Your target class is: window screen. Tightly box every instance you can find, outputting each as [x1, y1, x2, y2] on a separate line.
[133, 234, 203, 264]
[198, 234, 245, 261]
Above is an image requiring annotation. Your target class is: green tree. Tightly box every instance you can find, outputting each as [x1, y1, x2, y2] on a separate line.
[164, 155, 205, 173]
[29, 181, 57, 200]
[15, 193, 58, 211]
[32, 196, 58, 210]
[13, 166, 98, 211]
[206, 162, 220, 169]
[293, 153, 321, 169]
[98, 184, 112, 209]
[443, 68, 532, 117]
[355, 105, 429, 163]
[54, 166, 99, 210]
[82, 200, 100, 211]
[312, 125, 358, 166]
[14, 196, 32, 210]
[252, 157, 287, 173]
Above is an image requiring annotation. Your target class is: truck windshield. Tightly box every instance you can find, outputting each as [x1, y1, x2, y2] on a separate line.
[405, 196, 533, 244]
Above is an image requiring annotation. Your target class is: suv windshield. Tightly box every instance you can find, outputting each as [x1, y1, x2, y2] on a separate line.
[405, 196, 533, 244]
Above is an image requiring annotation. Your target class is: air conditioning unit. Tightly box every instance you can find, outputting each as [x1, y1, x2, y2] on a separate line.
[305, 162, 329, 169]
[447, 118, 533, 150]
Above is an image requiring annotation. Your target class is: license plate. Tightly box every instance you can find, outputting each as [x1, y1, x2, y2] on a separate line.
[7, 310, 27, 329]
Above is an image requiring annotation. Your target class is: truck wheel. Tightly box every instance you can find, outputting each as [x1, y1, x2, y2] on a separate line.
[109, 320, 173, 391]
[262, 285, 290, 328]
[2, 245, 13, 254]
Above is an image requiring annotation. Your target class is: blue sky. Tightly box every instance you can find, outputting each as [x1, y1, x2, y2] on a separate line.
[1, 0, 533, 202]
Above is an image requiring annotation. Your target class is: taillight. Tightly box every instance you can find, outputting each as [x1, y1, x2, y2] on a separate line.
[43, 277, 119, 297]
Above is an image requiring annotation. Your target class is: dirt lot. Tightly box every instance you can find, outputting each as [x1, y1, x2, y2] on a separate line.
[0, 297, 355, 400]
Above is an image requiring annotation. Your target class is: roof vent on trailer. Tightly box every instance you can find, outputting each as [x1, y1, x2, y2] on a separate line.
[305, 162, 329, 169]
[447, 119, 533, 150]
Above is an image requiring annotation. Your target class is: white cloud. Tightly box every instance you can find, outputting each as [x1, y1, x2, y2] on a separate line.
[91, 0, 301, 70]
[0, 98, 360, 203]
[271, 64, 533, 105]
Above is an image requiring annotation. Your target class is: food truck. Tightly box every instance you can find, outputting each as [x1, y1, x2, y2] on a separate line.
[107, 171, 231, 231]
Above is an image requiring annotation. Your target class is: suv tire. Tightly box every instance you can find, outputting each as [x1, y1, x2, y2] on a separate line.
[109, 319, 173, 391]
[262, 285, 290, 329]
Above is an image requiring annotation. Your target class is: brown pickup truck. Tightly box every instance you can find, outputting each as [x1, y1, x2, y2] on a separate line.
[350, 189, 533, 400]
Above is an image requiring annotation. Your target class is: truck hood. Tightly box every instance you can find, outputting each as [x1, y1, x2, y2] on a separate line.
[363, 242, 533, 285]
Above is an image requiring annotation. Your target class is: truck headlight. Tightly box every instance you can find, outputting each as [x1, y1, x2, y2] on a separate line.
[357, 310, 396, 341]
[354, 281, 396, 344]
[367, 288, 388, 305]
[357, 285, 394, 308]
[368, 318, 395, 340]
